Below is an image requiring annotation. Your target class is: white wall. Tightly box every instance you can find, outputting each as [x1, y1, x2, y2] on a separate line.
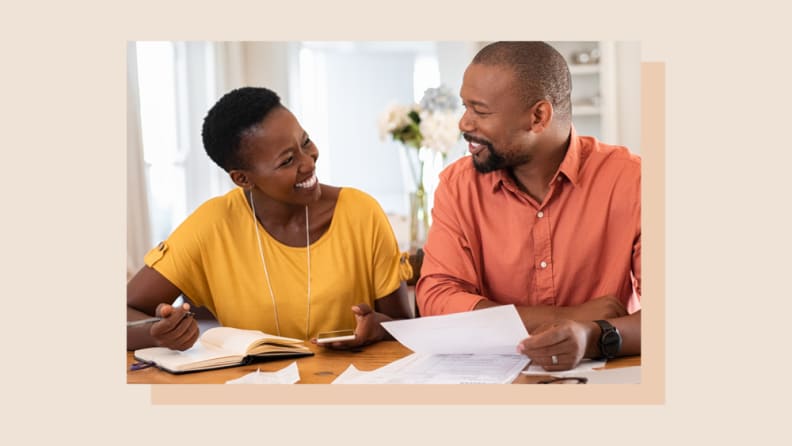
[242, 42, 291, 105]
[322, 49, 416, 214]
[615, 41, 641, 153]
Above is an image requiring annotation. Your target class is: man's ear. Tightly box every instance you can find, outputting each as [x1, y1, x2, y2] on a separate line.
[229, 170, 251, 189]
[527, 99, 554, 133]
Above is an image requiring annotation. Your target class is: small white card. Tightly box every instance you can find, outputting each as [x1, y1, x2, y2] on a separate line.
[225, 362, 300, 384]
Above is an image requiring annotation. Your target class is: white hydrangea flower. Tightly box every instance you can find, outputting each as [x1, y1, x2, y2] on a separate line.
[419, 85, 459, 113]
[419, 110, 461, 154]
[378, 103, 416, 140]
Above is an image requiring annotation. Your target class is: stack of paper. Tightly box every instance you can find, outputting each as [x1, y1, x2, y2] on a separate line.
[333, 305, 531, 384]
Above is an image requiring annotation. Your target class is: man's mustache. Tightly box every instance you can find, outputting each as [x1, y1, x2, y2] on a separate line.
[462, 133, 493, 148]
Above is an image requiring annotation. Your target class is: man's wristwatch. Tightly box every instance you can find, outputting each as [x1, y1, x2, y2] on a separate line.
[594, 320, 622, 359]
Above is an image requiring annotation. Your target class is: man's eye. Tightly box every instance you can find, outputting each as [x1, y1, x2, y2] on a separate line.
[302, 137, 312, 147]
[280, 156, 294, 167]
[463, 104, 488, 116]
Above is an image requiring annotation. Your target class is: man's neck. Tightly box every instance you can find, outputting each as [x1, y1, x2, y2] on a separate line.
[509, 130, 571, 203]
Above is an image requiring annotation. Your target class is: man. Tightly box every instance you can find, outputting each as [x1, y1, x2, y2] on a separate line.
[416, 41, 641, 371]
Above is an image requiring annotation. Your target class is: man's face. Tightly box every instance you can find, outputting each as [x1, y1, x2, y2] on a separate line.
[458, 63, 535, 173]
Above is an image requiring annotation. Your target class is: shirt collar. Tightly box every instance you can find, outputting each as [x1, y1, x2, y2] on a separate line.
[492, 125, 582, 192]
[553, 125, 581, 187]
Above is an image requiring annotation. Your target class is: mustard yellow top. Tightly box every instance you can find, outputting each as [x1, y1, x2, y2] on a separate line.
[144, 187, 412, 340]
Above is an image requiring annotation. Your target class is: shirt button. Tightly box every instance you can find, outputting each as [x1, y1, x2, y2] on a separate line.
[540, 261, 548, 268]
[537, 211, 544, 218]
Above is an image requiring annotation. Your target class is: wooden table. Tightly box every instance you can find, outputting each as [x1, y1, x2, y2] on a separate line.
[128, 341, 639, 384]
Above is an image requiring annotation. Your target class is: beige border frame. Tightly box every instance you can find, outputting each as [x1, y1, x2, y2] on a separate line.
[147, 61, 665, 405]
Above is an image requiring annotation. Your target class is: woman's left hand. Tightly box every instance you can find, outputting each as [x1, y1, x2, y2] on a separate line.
[311, 303, 389, 349]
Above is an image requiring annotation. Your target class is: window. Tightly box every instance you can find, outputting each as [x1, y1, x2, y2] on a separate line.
[134, 41, 233, 246]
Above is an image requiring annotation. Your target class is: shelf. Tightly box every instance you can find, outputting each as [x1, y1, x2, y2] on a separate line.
[548, 41, 615, 142]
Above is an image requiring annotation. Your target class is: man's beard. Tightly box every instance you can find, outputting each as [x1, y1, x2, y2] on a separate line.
[464, 133, 508, 173]
[472, 144, 507, 173]
[464, 133, 534, 173]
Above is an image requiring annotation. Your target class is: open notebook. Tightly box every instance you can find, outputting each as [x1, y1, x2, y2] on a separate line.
[133, 326, 313, 374]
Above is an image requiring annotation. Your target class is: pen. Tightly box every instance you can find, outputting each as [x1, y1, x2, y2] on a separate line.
[130, 360, 156, 371]
[127, 312, 195, 327]
[127, 317, 162, 327]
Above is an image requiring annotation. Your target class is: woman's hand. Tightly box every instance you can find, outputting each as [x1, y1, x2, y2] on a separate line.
[312, 303, 389, 349]
[149, 302, 200, 351]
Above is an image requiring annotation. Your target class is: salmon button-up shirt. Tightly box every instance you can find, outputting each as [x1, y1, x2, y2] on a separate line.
[416, 128, 641, 316]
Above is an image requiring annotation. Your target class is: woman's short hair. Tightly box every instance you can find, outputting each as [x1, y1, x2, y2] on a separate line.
[201, 86, 282, 171]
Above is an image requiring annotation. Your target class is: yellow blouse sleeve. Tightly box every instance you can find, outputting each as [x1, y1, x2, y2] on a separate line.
[349, 189, 411, 299]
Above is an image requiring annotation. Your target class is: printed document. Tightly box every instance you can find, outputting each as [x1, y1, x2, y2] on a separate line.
[333, 305, 530, 384]
[380, 304, 529, 354]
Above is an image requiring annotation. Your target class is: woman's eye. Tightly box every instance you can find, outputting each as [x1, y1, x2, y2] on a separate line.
[280, 156, 294, 167]
[302, 137, 312, 147]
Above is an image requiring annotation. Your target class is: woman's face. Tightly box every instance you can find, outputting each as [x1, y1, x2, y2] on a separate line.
[235, 106, 322, 206]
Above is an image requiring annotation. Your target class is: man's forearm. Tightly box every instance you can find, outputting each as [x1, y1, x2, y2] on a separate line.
[581, 311, 641, 359]
[474, 299, 561, 332]
[611, 311, 641, 356]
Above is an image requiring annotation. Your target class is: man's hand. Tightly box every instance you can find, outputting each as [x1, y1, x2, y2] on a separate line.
[149, 303, 200, 351]
[517, 320, 597, 371]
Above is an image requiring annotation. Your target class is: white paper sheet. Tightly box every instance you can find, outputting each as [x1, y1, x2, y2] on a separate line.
[225, 362, 301, 384]
[334, 353, 530, 384]
[380, 305, 529, 354]
[332, 305, 531, 384]
[521, 358, 607, 375]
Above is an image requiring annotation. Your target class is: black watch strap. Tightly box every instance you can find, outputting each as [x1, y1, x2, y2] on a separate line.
[594, 319, 622, 359]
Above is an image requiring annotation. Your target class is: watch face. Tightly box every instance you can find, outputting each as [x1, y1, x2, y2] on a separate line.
[596, 320, 622, 358]
[603, 331, 620, 352]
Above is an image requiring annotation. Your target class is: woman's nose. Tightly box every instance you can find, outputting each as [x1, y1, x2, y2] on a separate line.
[298, 148, 316, 172]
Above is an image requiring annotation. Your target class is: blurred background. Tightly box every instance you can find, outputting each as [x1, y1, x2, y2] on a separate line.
[127, 41, 640, 276]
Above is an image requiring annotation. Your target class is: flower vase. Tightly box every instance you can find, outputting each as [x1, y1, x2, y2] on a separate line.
[409, 181, 430, 250]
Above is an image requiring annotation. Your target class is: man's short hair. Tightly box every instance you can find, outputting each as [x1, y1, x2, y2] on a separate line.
[472, 41, 572, 122]
[201, 86, 282, 172]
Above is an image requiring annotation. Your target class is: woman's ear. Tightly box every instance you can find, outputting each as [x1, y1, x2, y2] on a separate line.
[229, 170, 251, 189]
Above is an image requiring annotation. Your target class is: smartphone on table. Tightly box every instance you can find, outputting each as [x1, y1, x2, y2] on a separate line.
[315, 329, 356, 344]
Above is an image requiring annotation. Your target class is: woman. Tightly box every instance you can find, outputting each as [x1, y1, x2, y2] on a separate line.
[127, 87, 412, 351]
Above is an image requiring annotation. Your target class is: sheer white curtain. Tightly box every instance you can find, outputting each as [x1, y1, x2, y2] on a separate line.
[126, 43, 152, 278]
[213, 42, 246, 93]
[127, 41, 288, 279]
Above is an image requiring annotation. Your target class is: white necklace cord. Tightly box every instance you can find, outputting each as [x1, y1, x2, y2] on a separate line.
[249, 189, 311, 338]
[250, 190, 281, 336]
[304, 204, 311, 337]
